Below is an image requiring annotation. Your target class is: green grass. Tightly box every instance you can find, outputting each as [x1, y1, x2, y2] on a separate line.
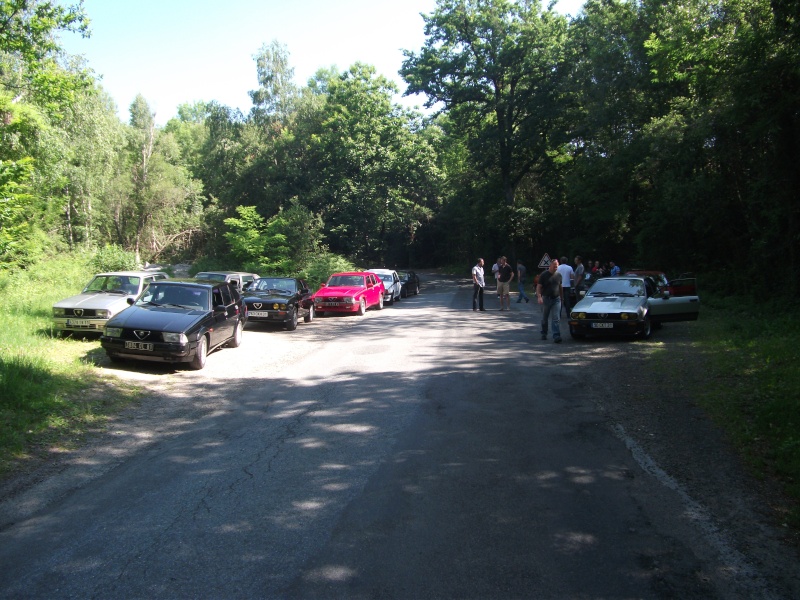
[0, 254, 142, 475]
[683, 295, 800, 525]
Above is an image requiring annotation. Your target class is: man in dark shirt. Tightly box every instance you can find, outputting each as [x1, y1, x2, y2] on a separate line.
[497, 256, 515, 310]
[536, 259, 563, 342]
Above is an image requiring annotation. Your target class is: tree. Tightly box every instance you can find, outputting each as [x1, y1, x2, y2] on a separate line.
[401, 0, 569, 207]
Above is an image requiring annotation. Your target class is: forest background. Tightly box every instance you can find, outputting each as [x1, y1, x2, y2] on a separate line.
[3, 0, 798, 288]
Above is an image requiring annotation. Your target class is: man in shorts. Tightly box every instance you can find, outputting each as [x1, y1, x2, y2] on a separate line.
[497, 256, 515, 310]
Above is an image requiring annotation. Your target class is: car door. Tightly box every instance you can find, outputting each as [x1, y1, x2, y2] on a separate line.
[646, 277, 700, 322]
[211, 284, 236, 346]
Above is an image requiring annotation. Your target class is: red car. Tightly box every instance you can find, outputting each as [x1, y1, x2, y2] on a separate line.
[624, 269, 698, 297]
[312, 272, 385, 316]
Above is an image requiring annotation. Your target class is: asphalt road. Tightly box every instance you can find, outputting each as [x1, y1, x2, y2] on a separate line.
[0, 274, 796, 598]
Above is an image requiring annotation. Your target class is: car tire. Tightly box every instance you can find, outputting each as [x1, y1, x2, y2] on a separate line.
[304, 305, 315, 323]
[286, 308, 298, 331]
[401, 287, 407, 298]
[190, 335, 208, 370]
[386, 293, 393, 306]
[357, 298, 366, 316]
[641, 317, 652, 340]
[228, 319, 243, 348]
[317, 310, 326, 317]
[414, 284, 420, 295]
[569, 326, 585, 340]
[107, 352, 123, 363]
[377, 295, 384, 310]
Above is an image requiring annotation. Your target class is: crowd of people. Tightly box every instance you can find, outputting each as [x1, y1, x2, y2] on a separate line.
[471, 254, 623, 344]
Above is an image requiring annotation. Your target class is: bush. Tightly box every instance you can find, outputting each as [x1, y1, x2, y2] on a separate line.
[298, 252, 355, 289]
[91, 245, 139, 272]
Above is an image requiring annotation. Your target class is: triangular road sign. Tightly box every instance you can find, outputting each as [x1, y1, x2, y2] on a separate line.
[538, 253, 552, 269]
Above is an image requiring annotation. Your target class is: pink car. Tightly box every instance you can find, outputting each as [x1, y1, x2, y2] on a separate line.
[312, 272, 386, 316]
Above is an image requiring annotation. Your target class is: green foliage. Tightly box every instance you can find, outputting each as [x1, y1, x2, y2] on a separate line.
[90, 244, 138, 272]
[297, 251, 356, 289]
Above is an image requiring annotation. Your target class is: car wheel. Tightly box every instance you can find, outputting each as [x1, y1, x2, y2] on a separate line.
[569, 326, 585, 340]
[190, 335, 208, 370]
[286, 308, 299, 331]
[357, 298, 366, 316]
[228, 319, 243, 348]
[317, 310, 326, 317]
[377, 295, 384, 310]
[304, 305, 315, 323]
[414, 284, 420, 295]
[386, 293, 393, 306]
[401, 287, 407, 298]
[107, 352, 123, 363]
[641, 317, 652, 340]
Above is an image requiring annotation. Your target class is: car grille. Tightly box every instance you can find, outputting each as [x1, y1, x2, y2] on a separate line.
[118, 329, 167, 342]
[65, 308, 100, 317]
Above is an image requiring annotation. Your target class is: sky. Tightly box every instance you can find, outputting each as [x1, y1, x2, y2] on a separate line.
[60, 0, 586, 126]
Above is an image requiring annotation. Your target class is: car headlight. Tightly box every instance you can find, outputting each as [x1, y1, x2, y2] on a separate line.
[273, 303, 287, 310]
[314, 298, 322, 304]
[53, 308, 65, 317]
[162, 332, 187, 343]
[620, 312, 638, 320]
[344, 297, 356, 304]
[571, 312, 586, 319]
[96, 309, 110, 319]
[105, 327, 122, 337]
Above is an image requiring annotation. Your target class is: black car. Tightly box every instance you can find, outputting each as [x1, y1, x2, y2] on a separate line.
[100, 279, 246, 370]
[398, 270, 420, 297]
[242, 277, 314, 331]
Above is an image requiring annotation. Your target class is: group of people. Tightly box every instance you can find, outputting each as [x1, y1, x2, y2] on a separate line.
[471, 254, 620, 343]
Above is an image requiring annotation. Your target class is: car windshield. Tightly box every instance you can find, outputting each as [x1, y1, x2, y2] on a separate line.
[194, 273, 226, 281]
[587, 279, 644, 297]
[83, 275, 141, 295]
[377, 274, 393, 284]
[327, 275, 364, 288]
[252, 278, 296, 293]
[138, 284, 210, 309]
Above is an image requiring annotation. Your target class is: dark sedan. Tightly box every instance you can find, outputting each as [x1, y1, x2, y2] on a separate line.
[242, 277, 314, 331]
[398, 270, 420, 297]
[100, 279, 246, 370]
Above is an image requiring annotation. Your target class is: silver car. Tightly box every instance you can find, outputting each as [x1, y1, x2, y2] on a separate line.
[53, 271, 168, 335]
[368, 268, 402, 305]
[568, 275, 699, 340]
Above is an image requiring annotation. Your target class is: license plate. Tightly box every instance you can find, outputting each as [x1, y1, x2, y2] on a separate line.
[249, 311, 271, 317]
[125, 341, 154, 351]
[324, 302, 343, 306]
[68, 319, 91, 326]
[592, 322, 614, 329]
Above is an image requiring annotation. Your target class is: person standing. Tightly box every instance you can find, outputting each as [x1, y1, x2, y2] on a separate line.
[516, 259, 530, 303]
[497, 256, 515, 310]
[609, 261, 621, 276]
[556, 256, 574, 317]
[573, 255, 586, 299]
[537, 259, 563, 343]
[492, 258, 501, 291]
[472, 258, 486, 311]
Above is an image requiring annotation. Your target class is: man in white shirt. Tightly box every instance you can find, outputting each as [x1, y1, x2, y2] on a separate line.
[472, 258, 486, 311]
[556, 256, 575, 317]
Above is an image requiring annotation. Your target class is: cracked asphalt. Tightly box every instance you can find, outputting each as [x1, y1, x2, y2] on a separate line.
[1, 273, 798, 599]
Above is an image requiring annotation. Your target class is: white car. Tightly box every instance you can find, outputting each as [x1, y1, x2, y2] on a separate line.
[368, 269, 402, 305]
[53, 271, 168, 335]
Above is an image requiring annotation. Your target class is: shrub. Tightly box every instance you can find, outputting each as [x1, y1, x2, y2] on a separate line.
[298, 252, 355, 289]
[91, 245, 139, 272]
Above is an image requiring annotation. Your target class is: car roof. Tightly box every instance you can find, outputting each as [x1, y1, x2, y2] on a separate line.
[367, 268, 396, 275]
[330, 271, 369, 277]
[195, 271, 257, 276]
[153, 279, 222, 288]
[93, 271, 168, 277]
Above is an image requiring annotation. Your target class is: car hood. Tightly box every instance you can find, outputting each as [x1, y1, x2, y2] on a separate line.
[107, 305, 205, 331]
[244, 292, 293, 304]
[313, 286, 366, 298]
[54, 291, 132, 311]
[573, 295, 644, 313]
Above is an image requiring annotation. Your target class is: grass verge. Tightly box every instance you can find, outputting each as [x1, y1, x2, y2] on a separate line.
[686, 295, 800, 526]
[0, 254, 142, 476]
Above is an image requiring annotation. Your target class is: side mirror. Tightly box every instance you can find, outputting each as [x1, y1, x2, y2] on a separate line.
[214, 304, 227, 313]
[127, 297, 135, 305]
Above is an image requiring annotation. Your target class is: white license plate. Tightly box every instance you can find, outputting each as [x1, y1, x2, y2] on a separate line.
[249, 311, 271, 317]
[68, 319, 91, 326]
[125, 341, 154, 351]
[324, 302, 343, 306]
[591, 322, 614, 329]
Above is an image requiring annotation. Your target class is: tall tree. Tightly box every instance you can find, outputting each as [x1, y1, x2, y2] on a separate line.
[401, 0, 568, 207]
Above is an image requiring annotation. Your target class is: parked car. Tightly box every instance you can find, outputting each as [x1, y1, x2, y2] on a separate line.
[100, 279, 246, 370]
[568, 275, 699, 340]
[312, 272, 385, 316]
[243, 277, 314, 331]
[398, 270, 421, 297]
[194, 271, 259, 292]
[625, 269, 699, 298]
[368, 268, 402, 304]
[53, 271, 169, 336]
